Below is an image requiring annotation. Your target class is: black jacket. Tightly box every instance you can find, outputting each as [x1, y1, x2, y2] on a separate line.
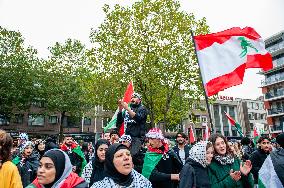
[116, 103, 147, 137]
[172, 144, 191, 165]
[250, 148, 270, 183]
[149, 149, 183, 188]
[17, 154, 39, 187]
[179, 158, 211, 188]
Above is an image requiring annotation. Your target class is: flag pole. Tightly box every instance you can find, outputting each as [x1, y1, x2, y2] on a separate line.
[190, 30, 214, 133]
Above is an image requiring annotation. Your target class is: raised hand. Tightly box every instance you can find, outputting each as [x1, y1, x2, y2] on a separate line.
[240, 160, 252, 176]
[230, 169, 241, 181]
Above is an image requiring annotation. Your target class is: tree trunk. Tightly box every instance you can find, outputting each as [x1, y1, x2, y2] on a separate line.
[59, 111, 66, 143]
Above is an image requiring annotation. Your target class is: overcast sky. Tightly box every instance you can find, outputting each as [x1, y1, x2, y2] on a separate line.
[0, 0, 283, 99]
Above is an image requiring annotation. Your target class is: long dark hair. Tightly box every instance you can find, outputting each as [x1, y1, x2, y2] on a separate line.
[209, 133, 233, 155]
[0, 129, 13, 168]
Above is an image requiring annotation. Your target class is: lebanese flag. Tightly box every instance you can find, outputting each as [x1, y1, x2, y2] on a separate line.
[103, 81, 134, 136]
[189, 125, 196, 144]
[224, 111, 243, 137]
[194, 27, 273, 97]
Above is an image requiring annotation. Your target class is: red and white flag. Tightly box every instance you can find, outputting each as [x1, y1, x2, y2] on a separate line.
[203, 123, 210, 141]
[194, 27, 273, 97]
[189, 125, 196, 144]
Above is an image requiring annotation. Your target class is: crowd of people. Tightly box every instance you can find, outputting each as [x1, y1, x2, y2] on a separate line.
[0, 92, 284, 188]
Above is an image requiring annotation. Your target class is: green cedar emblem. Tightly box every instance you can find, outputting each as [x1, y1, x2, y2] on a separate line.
[238, 37, 258, 57]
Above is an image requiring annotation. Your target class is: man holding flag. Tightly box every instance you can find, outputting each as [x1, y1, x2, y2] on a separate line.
[117, 92, 147, 155]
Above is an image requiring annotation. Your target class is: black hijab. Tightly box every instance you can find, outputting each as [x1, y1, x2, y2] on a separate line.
[89, 139, 110, 185]
[104, 143, 133, 186]
[42, 150, 66, 188]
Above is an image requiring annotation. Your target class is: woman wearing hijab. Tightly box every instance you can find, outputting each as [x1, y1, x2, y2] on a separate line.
[208, 133, 254, 188]
[82, 139, 110, 187]
[179, 141, 214, 188]
[90, 143, 152, 188]
[13, 140, 39, 187]
[26, 149, 88, 188]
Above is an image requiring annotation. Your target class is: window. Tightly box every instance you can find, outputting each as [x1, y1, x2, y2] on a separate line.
[195, 115, 201, 123]
[201, 116, 207, 122]
[0, 115, 9, 125]
[48, 116, 58, 124]
[13, 114, 24, 124]
[84, 117, 91, 126]
[28, 114, 45, 126]
[102, 117, 109, 128]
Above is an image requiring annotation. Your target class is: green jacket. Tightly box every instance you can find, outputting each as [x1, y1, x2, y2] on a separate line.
[208, 157, 254, 188]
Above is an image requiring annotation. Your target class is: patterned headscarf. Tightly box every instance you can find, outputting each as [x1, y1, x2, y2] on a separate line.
[145, 128, 164, 140]
[19, 132, 29, 142]
[188, 141, 211, 168]
[131, 92, 142, 100]
[20, 141, 34, 153]
[119, 134, 132, 144]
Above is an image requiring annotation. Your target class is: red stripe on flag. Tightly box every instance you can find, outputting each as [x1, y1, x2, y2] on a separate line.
[224, 112, 236, 126]
[205, 53, 272, 96]
[194, 27, 261, 51]
[205, 63, 246, 96]
[119, 81, 134, 136]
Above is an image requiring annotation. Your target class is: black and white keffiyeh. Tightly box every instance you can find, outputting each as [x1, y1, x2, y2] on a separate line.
[188, 141, 210, 168]
[214, 154, 235, 165]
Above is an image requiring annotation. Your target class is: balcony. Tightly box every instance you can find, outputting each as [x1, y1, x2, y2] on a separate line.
[261, 76, 284, 87]
[267, 107, 284, 117]
[265, 89, 284, 101]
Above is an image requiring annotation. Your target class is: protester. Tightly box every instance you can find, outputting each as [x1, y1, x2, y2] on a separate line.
[0, 129, 23, 188]
[13, 140, 39, 187]
[208, 133, 254, 187]
[90, 143, 152, 188]
[172, 132, 191, 165]
[82, 139, 110, 186]
[44, 136, 59, 152]
[120, 134, 146, 173]
[110, 129, 120, 145]
[240, 137, 254, 161]
[258, 133, 284, 187]
[103, 132, 111, 142]
[179, 141, 214, 188]
[119, 134, 132, 148]
[117, 92, 147, 155]
[61, 135, 87, 176]
[85, 143, 95, 163]
[34, 139, 46, 160]
[142, 128, 182, 188]
[250, 136, 271, 184]
[26, 149, 88, 188]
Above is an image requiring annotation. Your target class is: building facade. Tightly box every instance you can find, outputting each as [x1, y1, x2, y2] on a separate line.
[0, 103, 113, 138]
[183, 96, 266, 139]
[260, 30, 284, 135]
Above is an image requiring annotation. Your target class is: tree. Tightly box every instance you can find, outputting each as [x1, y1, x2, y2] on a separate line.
[41, 39, 96, 140]
[0, 26, 40, 117]
[89, 0, 210, 129]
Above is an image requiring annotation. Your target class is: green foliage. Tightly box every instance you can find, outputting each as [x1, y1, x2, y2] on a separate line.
[40, 39, 96, 117]
[89, 0, 210, 128]
[0, 26, 40, 115]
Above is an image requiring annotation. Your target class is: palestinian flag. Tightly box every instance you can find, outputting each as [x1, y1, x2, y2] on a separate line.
[224, 111, 243, 137]
[103, 81, 134, 136]
[194, 27, 272, 97]
[253, 126, 260, 146]
[259, 154, 284, 187]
